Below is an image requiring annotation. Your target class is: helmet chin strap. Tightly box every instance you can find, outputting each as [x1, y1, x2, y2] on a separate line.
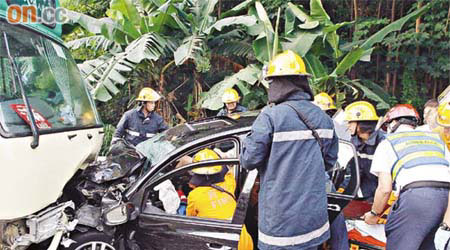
[389, 121, 401, 133]
[389, 118, 417, 133]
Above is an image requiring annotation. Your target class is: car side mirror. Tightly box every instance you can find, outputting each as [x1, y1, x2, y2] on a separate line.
[103, 203, 130, 226]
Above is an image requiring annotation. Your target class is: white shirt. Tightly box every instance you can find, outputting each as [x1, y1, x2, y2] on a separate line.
[416, 124, 431, 132]
[370, 125, 450, 192]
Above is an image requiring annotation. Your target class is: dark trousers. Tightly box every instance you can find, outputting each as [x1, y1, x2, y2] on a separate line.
[329, 212, 349, 250]
[385, 187, 449, 250]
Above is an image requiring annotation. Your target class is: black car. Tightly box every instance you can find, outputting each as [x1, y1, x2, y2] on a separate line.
[68, 111, 360, 250]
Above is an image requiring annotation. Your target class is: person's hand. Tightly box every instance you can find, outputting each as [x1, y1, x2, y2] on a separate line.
[363, 211, 379, 225]
[434, 227, 450, 250]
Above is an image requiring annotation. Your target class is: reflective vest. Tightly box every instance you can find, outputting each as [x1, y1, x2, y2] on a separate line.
[387, 131, 449, 183]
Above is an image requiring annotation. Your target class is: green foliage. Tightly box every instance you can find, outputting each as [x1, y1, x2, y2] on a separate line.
[64, 0, 449, 122]
[99, 124, 116, 156]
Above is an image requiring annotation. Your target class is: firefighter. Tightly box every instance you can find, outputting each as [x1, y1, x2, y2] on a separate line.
[113, 87, 168, 146]
[187, 148, 253, 250]
[314, 92, 337, 117]
[344, 101, 385, 199]
[313, 92, 349, 250]
[364, 104, 450, 249]
[241, 50, 338, 250]
[434, 101, 450, 250]
[434, 101, 450, 150]
[217, 88, 248, 116]
[314, 92, 351, 141]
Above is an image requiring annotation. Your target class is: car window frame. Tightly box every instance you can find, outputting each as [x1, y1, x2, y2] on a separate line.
[140, 158, 251, 225]
[146, 137, 241, 185]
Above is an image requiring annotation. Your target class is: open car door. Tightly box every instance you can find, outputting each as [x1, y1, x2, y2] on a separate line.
[134, 159, 257, 250]
[327, 139, 360, 222]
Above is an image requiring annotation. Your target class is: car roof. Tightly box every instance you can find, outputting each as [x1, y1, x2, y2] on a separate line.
[163, 110, 259, 144]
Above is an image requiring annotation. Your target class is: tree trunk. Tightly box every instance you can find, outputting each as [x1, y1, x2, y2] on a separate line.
[376, 0, 383, 82]
[349, 0, 354, 41]
[415, 1, 423, 56]
[392, 0, 404, 96]
[433, 78, 438, 99]
[385, 0, 396, 92]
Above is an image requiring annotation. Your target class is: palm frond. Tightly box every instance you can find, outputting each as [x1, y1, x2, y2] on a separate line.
[79, 33, 173, 102]
[66, 35, 121, 51]
[214, 41, 254, 59]
[174, 35, 204, 66]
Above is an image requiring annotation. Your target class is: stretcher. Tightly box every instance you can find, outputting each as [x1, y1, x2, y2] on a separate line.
[343, 196, 398, 250]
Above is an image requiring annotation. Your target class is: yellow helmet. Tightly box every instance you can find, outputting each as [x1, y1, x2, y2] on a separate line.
[266, 50, 309, 79]
[191, 148, 222, 175]
[436, 102, 450, 127]
[136, 87, 161, 102]
[344, 101, 379, 121]
[222, 88, 240, 103]
[314, 92, 337, 111]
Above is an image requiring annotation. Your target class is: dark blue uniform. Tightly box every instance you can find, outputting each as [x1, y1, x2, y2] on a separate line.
[217, 104, 248, 116]
[241, 91, 338, 250]
[350, 130, 385, 199]
[114, 107, 168, 146]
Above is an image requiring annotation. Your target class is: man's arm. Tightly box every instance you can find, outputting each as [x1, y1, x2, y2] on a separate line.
[113, 113, 128, 139]
[364, 140, 395, 224]
[324, 130, 339, 171]
[158, 116, 169, 132]
[364, 172, 392, 224]
[240, 112, 273, 171]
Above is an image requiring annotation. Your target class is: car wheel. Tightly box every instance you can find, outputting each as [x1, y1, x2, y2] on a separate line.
[66, 230, 116, 250]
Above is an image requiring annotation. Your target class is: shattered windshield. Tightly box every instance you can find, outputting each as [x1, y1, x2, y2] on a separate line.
[135, 118, 238, 167]
[0, 21, 101, 136]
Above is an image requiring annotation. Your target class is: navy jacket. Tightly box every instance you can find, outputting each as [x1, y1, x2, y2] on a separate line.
[114, 107, 168, 146]
[217, 104, 248, 116]
[350, 130, 385, 198]
[241, 92, 338, 249]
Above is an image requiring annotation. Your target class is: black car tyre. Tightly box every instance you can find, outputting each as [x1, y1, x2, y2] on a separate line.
[66, 230, 116, 250]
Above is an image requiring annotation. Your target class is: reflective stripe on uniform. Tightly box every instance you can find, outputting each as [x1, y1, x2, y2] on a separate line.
[273, 129, 334, 142]
[126, 129, 139, 137]
[258, 221, 329, 246]
[393, 139, 445, 152]
[388, 131, 440, 140]
[126, 129, 155, 138]
[391, 151, 445, 180]
[357, 152, 373, 160]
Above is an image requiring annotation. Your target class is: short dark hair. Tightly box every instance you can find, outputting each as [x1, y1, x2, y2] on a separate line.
[424, 99, 439, 108]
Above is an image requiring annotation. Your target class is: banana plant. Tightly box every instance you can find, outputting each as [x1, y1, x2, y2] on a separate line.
[199, 0, 431, 110]
[170, 0, 257, 71]
[64, 0, 176, 101]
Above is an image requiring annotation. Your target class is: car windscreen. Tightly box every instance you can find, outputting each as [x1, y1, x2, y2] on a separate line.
[135, 119, 238, 168]
[0, 21, 101, 136]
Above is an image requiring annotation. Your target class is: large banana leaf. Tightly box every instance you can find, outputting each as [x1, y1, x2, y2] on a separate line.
[108, 0, 141, 26]
[174, 35, 204, 66]
[79, 33, 171, 101]
[65, 10, 117, 35]
[65, 10, 131, 45]
[282, 30, 322, 57]
[205, 15, 257, 34]
[221, 0, 255, 18]
[343, 79, 391, 109]
[199, 65, 260, 110]
[66, 35, 121, 51]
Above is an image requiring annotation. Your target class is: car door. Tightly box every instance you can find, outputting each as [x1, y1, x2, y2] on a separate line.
[327, 139, 361, 222]
[134, 159, 257, 250]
